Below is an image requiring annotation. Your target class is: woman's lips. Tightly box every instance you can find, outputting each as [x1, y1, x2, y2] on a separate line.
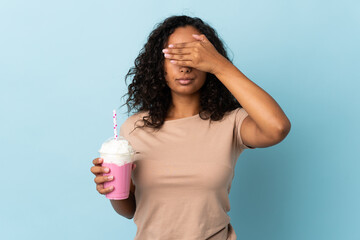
[177, 78, 194, 85]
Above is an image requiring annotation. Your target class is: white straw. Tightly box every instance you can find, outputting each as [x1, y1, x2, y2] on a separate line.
[113, 109, 118, 140]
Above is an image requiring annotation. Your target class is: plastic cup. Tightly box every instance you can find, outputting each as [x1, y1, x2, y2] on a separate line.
[101, 153, 134, 200]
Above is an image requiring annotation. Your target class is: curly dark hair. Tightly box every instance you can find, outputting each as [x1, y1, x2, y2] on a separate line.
[120, 15, 242, 132]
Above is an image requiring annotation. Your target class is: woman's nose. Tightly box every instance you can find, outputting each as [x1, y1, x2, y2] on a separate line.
[180, 66, 192, 73]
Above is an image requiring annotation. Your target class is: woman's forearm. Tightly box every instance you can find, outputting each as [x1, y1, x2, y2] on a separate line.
[214, 59, 291, 139]
[110, 192, 136, 219]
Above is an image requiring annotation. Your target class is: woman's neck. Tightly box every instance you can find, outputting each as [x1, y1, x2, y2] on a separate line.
[166, 94, 200, 120]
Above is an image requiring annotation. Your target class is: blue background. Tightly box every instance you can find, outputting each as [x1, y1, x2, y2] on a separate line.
[1, 0, 359, 239]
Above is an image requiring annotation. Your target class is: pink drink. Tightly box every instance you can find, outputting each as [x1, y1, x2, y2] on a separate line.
[99, 137, 135, 200]
[102, 162, 133, 200]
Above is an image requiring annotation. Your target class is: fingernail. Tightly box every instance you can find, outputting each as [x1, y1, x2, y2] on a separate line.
[168, 44, 174, 48]
[164, 53, 171, 58]
[104, 168, 109, 173]
[107, 176, 113, 180]
[162, 49, 168, 53]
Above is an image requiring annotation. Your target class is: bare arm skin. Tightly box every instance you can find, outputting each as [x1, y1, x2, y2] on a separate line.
[214, 59, 291, 148]
[110, 192, 136, 219]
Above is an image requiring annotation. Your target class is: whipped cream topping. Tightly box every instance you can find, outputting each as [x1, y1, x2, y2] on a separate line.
[98, 136, 135, 165]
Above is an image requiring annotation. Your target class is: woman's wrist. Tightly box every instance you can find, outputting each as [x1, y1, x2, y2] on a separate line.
[212, 57, 235, 78]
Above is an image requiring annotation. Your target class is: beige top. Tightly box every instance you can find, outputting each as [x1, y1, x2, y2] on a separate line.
[120, 107, 255, 240]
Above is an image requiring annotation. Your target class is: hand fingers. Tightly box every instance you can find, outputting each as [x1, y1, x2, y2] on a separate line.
[94, 175, 114, 184]
[169, 60, 193, 67]
[192, 34, 206, 41]
[168, 40, 199, 49]
[92, 157, 103, 166]
[96, 183, 114, 195]
[164, 53, 193, 61]
[163, 47, 192, 55]
[90, 165, 110, 175]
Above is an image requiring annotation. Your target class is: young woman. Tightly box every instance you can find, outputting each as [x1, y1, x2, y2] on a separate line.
[91, 15, 291, 240]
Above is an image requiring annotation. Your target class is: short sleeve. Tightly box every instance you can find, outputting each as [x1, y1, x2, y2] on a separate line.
[234, 108, 256, 150]
[119, 123, 125, 138]
[119, 116, 132, 140]
[119, 111, 144, 140]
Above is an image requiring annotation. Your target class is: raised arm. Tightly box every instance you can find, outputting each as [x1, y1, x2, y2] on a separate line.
[214, 60, 291, 148]
[163, 33, 291, 148]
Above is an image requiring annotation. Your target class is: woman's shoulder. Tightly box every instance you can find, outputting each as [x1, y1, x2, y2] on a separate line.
[122, 110, 148, 125]
[216, 107, 248, 127]
[223, 107, 245, 119]
[120, 110, 149, 132]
